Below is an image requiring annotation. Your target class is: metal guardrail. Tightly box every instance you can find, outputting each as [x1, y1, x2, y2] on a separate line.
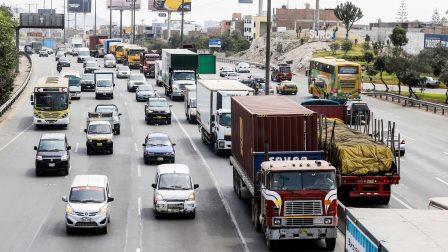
[363, 91, 448, 115]
[216, 57, 265, 69]
[337, 200, 347, 235]
[0, 52, 32, 117]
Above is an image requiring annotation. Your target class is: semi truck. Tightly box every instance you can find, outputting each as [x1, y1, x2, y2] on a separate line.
[140, 51, 160, 78]
[161, 49, 198, 100]
[103, 38, 122, 55]
[89, 35, 108, 58]
[229, 96, 337, 250]
[345, 208, 448, 251]
[197, 80, 254, 155]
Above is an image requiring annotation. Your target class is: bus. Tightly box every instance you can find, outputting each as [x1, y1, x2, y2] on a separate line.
[307, 57, 362, 103]
[31, 76, 70, 127]
[125, 45, 146, 69]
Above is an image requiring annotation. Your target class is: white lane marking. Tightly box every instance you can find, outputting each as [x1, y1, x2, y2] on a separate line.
[136, 249, 141, 252]
[436, 177, 448, 187]
[75, 143, 79, 153]
[0, 124, 33, 152]
[443, 152, 448, 156]
[401, 134, 415, 141]
[137, 165, 141, 177]
[391, 195, 412, 209]
[26, 202, 55, 251]
[137, 197, 142, 216]
[125, 101, 128, 107]
[134, 142, 139, 152]
[172, 112, 249, 252]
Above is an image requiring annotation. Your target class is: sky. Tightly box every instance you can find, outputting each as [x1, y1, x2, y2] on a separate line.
[2, 0, 447, 27]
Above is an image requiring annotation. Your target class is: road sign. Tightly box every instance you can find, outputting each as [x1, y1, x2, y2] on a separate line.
[424, 34, 448, 49]
[68, 0, 92, 13]
[149, 0, 191, 12]
[208, 38, 221, 48]
[108, 0, 142, 10]
[158, 12, 167, 17]
[238, 0, 253, 3]
[19, 13, 64, 29]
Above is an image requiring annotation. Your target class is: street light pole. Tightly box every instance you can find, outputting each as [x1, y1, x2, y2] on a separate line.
[264, 0, 271, 95]
[120, 10, 123, 38]
[132, 0, 136, 43]
[94, 0, 96, 35]
[180, 0, 185, 47]
[109, 0, 112, 38]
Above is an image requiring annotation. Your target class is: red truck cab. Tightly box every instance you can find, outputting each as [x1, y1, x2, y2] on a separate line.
[271, 64, 293, 82]
[140, 52, 160, 78]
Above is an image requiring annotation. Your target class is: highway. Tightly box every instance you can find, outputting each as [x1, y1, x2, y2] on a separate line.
[0, 55, 346, 251]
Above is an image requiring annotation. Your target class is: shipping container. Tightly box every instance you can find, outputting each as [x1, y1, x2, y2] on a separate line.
[231, 96, 318, 182]
[42, 38, 56, 49]
[198, 54, 216, 74]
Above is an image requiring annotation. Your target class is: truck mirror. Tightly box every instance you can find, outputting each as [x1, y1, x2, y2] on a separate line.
[30, 95, 33, 102]
[194, 184, 199, 189]
[84, 129, 87, 133]
[118, 113, 122, 116]
[34, 146, 37, 150]
[211, 115, 215, 121]
[62, 196, 67, 202]
[151, 183, 157, 189]
[67, 146, 72, 150]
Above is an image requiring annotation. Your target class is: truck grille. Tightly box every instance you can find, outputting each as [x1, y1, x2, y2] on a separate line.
[284, 200, 322, 216]
[41, 111, 60, 118]
[285, 218, 314, 226]
[340, 80, 356, 89]
[224, 135, 231, 141]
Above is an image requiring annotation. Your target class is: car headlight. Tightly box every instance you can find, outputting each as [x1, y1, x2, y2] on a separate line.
[173, 86, 179, 91]
[99, 205, 108, 215]
[155, 193, 163, 202]
[87, 139, 93, 143]
[187, 193, 195, 201]
[147, 110, 153, 113]
[165, 110, 171, 114]
[324, 217, 333, 224]
[36, 155, 43, 161]
[218, 141, 225, 148]
[66, 205, 74, 215]
[313, 217, 324, 225]
[273, 218, 282, 226]
[61, 154, 68, 161]
[107, 139, 112, 143]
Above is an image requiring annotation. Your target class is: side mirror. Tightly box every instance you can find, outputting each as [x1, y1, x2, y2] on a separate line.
[62, 196, 68, 202]
[34, 146, 37, 150]
[169, 104, 173, 107]
[108, 197, 114, 202]
[194, 184, 199, 189]
[30, 95, 33, 102]
[118, 113, 122, 116]
[142, 143, 146, 147]
[211, 115, 215, 121]
[151, 183, 157, 189]
[84, 129, 87, 133]
[31, 101, 34, 105]
[172, 143, 176, 146]
[67, 146, 72, 150]
[305, 70, 309, 77]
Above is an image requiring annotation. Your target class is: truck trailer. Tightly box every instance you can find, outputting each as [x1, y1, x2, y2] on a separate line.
[197, 79, 254, 155]
[89, 35, 108, 58]
[140, 52, 160, 78]
[229, 96, 337, 250]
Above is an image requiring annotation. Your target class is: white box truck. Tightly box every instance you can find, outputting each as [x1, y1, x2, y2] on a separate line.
[197, 79, 254, 155]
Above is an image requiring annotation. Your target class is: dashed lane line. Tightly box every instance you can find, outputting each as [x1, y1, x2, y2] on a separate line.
[0, 124, 33, 152]
[436, 177, 448, 187]
[391, 195, 412, 209]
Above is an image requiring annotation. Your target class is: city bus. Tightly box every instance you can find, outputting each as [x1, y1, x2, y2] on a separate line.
[307, 57, 362, 103]
[31, 76, 70, 127]
[125, 45, 146, 69]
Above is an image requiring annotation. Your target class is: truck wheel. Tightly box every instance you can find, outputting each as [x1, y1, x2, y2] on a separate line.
[110, 148, 114, 154]
[233, 169, 238, 193]
[87, 146, 93, 155]
[66, 226, 74, 235]
[214, 140, 221, 156]
[325, 238, 336, 250]
[101, 225, 108, 234]
[236, 176, 243, 199]
[266, 239, 278, 250]
[115, 128, 120, 135]
[252, 200, 262, 232]
[35, 169, 42, 177]
[201, 130, 207, 144]
[380, 195, 391, 205]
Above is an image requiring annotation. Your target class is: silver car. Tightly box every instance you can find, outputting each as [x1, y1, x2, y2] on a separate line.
[104, 54, 116, 68]
[152, 164, 199, 218]
[136, 85, 157, 102]
[116, 66, 131, 78]
[127, 73, 147, 92]
[62, 175, 114, 234]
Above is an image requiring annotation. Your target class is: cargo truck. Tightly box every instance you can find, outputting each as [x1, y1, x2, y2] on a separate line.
[42, 38, 56, 50]
[197, 80, 254, 155]
[197, 54, 216, 74]
[94, 71, 115, 99]
[229, 96, 337, 250]
[89, 35, 108, 58]
[161, 49, 198, 100]
[345, 208, 448, 252]
[70, 37, 83, 55]
[103, 38, 122, 55]
[140, 52, 160, 78]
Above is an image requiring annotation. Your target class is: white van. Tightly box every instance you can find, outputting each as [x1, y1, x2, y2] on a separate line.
[62, 175, 114, 234]
[77, 47, 91, 63]
[235, 62, 250, 73]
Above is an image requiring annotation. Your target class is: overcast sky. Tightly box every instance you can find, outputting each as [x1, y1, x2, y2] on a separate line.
[2, 0, 447, 27]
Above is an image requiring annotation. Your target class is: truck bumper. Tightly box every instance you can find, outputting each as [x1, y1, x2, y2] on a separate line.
[217, 140, 231, 150]
[266, 227, 337, 240]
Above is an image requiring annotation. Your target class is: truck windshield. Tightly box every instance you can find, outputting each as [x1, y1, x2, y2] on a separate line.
[88, 124, 111, 134]
[34, 93, 69, 111]
[78, 50, 90, 56]
[268, 171, 336, 191]
[173, 72, 195, 81]
[69, 186, 105, 203]
[279, 67, 291, 73]
[219, 113, 231, 127]
[97, 80, 112, 87]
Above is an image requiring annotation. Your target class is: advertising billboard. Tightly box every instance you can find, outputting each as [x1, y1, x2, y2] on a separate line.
[238, 0, 253, 3]
[208, 38, 222, 48]
[149, 0, 191, 12]
[424, 34, 448, 49]
[68, 0, 92, 13]
[107, 0, 142, 10]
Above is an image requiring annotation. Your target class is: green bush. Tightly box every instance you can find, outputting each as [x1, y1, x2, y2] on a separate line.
[0, 5, 17, 106]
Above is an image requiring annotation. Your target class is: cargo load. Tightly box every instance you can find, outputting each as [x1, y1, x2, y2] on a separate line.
[323, 119, 393, 176]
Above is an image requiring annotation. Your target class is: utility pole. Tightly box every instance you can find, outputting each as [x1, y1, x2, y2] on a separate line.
[109, 0, 112, 38]
[94, 0, 97, 35]
[264, 0, 271, 95]
[63, 0, 66, 43]
[167, 11, 171, 40]
[132, 0, 136, 43]
[120, 10, 123, 38]
[314, 0, 320, 31]
[180, 0, 185, 47]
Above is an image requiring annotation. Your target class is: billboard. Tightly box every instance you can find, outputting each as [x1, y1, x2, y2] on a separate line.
[68, 0, 92, 13]
[19, 13, 64, 29]
[208, 38, 222, 48]
[38, 9, 56, 15]
[424, 34, 448, 49]
[238, 0, 253, 3]
[108, 0, 142, 10]
[149, 0, 191, 12]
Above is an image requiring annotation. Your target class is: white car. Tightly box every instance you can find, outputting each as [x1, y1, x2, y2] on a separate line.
[235, 62, 250, 73]
[62, 175, 114, 234]
[116, 66, 131, 79]
[225, 72, 239, 80]
[219, 66, 234, 77]
[104, 54, 116, 68]
[152, 164, 199, 218]
[127, 73, 147, 92]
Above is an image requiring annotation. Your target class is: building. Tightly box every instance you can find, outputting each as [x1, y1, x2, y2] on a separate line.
[274, 4, 339, 31]
[207, 27, 221, 37]
[253, 16, 267, 39]
[243, 15, 254, 41]
[231, 20, 244, 36]
[220, 20, 231, 34]
[144, 23, 166, 40]
[204, 20, 220, 30]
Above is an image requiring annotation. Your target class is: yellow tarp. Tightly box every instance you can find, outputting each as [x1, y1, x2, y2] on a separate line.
[323, 119, 394, 176]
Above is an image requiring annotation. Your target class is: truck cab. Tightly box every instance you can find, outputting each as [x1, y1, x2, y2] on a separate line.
[257, 160, 338, 249]
[271, 64, 292, 82]
[169, 70, 196, 100]
[140, 52, 160, 78]
[212, 109, 231, 151]
[184, 85, 197, 123]
[94, 71, 115, 99]
[61, 70, 81, 100]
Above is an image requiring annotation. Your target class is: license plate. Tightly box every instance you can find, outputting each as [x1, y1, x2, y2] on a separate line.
[102, 93, 107, 95]
[81, 217, 92, 222]
[299, 229, 308, 236]
[157, 157, 164, 161]
[48, 163, 55, 167]
[366, 179, 375, 183]
[97, 143, 103, 146]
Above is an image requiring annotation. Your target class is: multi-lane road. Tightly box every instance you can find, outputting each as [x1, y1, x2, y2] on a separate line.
[0, 55, 347, 251]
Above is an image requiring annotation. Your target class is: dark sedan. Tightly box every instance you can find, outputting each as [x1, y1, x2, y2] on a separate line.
[145, 97, 172, 125]
[58, 57, 71, 67]
[142, 133, 175, 164]
[34, 133, 71, 176]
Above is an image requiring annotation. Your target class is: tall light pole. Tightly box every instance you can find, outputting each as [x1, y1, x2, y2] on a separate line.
[180, 0, 185, 47]
[264, 0, 271, 95]
[63, 0, 66, 43]
[119, 10, 123, 38]
[94, 0, 96, 35]
[109, 0, 112, 38]
[132, 0, 136, 43]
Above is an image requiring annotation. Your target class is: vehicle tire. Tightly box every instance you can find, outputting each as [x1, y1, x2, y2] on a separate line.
[66, 226, 74, 235]
[154, 210, 161, 219]
[116, 128, 120, 135]
[167, 120, 171, 125]
[64, 169, 69, 176]
[95, 94, 99, 99]
[188, 211, 196, 219]
[87, 146, 93, 155]
[110, 95, 114, 99]
[144, 158, 150, 165]
[110, 148, 114, 154]
[101, 225, 108, 234]
[171, 158, 175, 163]
[214, 141, 221, 156]
[266, 239, 278, 250]
[252, 200, 262, 232]
[233, 168, 238, 193]
[325, 238, 336, 250]
[35, 169, 42, 177]
[236, 176, 243, 199]
[380, 195, 391, 205]
[127, 87, 131, 92]
[201, 130, 207, 144]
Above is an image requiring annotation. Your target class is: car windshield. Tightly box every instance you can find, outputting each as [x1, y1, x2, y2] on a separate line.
[279, 67, 291, 73]
[34, 93, 69, 111]
[88, 124, 111, 134]
[78, 50, 90, 56]
[82, 74, 94, 81]
[38, 139, 65, 151]
[86, 62, 97, 67]
[59, 57, 68, 62]
[96, 106, 118, 115]
[269, 171, 336, 191]
[158, 173, 192, 190]
[138, 85, 153, 91]
[149, 99, 168, 107]
[118, 66, 129, 71]
[105, 55, 114, 60]
[227, 72, 237, 76]
[219, 113, 231, 127]
[147, 136, 171, 146]
[173, 72, 195, 81]
[97, 80, 112, 87]
[68, 77, 81, 87]
[130, 75, 145, 81]
[69, 186, 105, 203]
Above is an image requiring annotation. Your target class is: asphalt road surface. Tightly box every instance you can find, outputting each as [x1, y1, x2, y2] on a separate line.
[0, 55, 346, 252]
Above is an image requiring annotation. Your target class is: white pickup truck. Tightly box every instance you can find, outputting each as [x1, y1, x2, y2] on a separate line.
[94, 71, 115, 99]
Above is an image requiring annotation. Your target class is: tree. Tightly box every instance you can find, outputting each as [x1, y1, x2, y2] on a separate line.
[341, 39, 353, 56]
[372, 41, 384, 55]
[373, 56, 390, 91]
[366, 66, 379, 90]
[329, 42, 340, 55]
[389, 26, 408, 51]
[365, 34, 371, 43]
[0, 5, 17, 106]
[396, 0, 408, 23]
[432, 8, 441, 25]
[364, 51, 374, 64]
[384, 54, 408, 95]
[362, 41, 371, 51]
[334, 2, 364, 40]
[418, 47, 448, 77]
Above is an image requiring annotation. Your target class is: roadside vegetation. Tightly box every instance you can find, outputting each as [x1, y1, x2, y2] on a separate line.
[0, 5, 18, 106]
